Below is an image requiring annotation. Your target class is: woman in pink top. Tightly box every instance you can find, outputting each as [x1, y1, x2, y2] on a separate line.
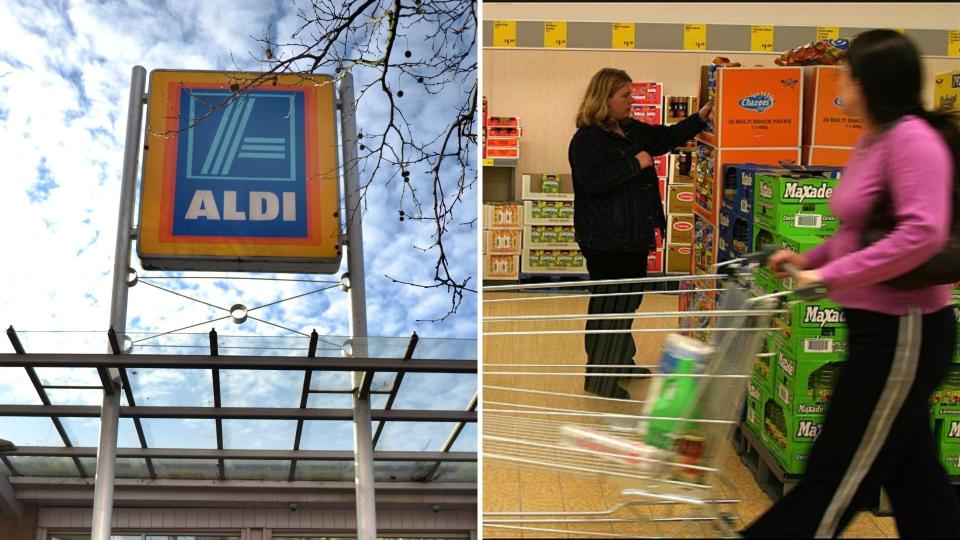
[742, 30, 960, 537]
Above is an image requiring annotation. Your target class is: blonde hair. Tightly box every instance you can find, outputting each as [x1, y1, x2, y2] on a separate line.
[576, 68, 632, 131]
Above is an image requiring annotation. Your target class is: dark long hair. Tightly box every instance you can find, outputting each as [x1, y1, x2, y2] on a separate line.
[846, 29, 960, 186]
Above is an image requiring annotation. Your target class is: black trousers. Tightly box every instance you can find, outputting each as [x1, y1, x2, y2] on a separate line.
[743, 306, 960, 538]
[580, 246, 648, 399]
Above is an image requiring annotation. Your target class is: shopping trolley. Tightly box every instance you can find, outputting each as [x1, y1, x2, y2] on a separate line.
[482, 251, 825, 538]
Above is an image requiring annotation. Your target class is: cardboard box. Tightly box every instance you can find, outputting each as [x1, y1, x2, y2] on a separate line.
[647, 250, 664, 273]
[668, 184, 695, 214]
[632, 104, 663, 126]
[522, 248, 588, 274]
[934, 68, 960, 113]
[693, 140, 801, 223]
[521, 173, 575, 201]
[665, 95, 698, 125]
[773, 349, 844, 415]
[666, 243, 692, 273]
[753, 169, 841, 236]
[486, 147, 519, 159]
[698, 66, 804, 148]
[487, 116, 520, 128]
[762, 399, 823, 474]
[658, 178, 666, 202]
[745, 378, 767, 436]
[524, 225, 578, 249]
[631, 81, 663, 106]
[719, 204, 754, 259]
[483, 254, 520, 280]
[802, 145, 854, 168]
[486, 125, 520, 137]
[752, 335, 779, 393]
[654, 155, 668, 178]
[483, 203, 523, 229]
[523, 200, 574, 226]
[484, 229, 522, 255]
[803, 66, 865, 147]
[486, 137, 520, 148]
[667, 213, 694, 245]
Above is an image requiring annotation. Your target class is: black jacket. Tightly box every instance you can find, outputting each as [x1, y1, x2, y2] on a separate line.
[568, 114, 707, 252]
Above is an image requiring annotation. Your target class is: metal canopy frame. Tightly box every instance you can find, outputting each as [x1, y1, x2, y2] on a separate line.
[0, 68, 477, 540]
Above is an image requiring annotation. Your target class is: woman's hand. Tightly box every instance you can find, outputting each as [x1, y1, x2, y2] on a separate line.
[792, 270, 824, 288]
[635, 150, 653, 169]
[698, 101, 714, 121]
[768, 249, 810, 278]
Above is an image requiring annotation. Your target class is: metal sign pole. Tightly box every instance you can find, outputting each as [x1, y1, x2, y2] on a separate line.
[92, 65, 146, 540]
[337, 72, 377, 540]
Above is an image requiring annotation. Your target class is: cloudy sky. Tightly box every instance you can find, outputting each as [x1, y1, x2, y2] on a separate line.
[0, 0, 477, 459]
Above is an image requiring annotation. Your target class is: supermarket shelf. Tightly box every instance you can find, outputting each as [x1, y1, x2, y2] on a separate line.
[482, 157, 519, 168]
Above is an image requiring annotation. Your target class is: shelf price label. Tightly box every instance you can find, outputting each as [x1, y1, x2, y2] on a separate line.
[482, 158, 495, 167]
[894, 28, 906, 35]
[949, 30, 960, 57]
[544, 21, 567, 48]
[493, 21, 517, 48]
[612, 22, 635, 49]
[751, 25, 775, 52]
[817, 26, 840, 41]
[683, 24, 707, 51]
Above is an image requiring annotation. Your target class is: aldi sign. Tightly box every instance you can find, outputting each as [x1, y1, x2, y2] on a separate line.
[138, 70, 342, 272]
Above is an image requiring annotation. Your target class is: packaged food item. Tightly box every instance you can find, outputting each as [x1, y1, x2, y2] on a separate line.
[541, 174, 560, 193]
[775, 38, 850, 66]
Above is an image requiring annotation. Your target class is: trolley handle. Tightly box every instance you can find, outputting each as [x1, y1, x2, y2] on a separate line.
[780, 263, 829, 301]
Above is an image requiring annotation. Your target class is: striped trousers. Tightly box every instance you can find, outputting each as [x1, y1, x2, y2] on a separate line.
[743, 306, 960, 538]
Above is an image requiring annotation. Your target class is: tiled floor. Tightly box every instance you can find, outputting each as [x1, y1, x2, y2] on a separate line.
[482, 289, 899, 538]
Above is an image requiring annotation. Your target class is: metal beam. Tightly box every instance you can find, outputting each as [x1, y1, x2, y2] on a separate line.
[0, 404, 477, 422]
[289, 329, 319, 481]
[0, 353, 475, 373]
[116, 369, 156, 479]
[9, 447, 476, 461]
[0, 473, 22, 520]
[10, 476, 476, 491]
[210, 329, 225, 481]
[372, 332, 419, 448]
[422, 393, 479, 482]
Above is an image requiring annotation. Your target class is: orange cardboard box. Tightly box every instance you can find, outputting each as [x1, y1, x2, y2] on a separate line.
[484, 229, 522, 255]
[647, 250, 664, 273]
[486, 137, 520, 148]
[666, 244, 693, 274]
[668, 184, 695, 214]
[699, 66, 803, 148]
[802, 145, 854, 168]
[483, 254, 520, 280]
[486, 147, 519, 159]
[803, 66, 864, 147]
[487, 116, 520, 128]
[483, 203, 523, 229]
[693, 141, 800, 223]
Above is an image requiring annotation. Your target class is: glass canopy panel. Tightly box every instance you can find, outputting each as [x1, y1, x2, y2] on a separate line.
[430, 461, 477, 482]
[373, 460, 435, 482]
[371, 394, 389, 409]
[221, 419, 297, 450]
[5, 456, 79, 476]
[0, 459, 11, 476]
[78, 457, 151, 479]
[308, 370, 352, 391]
[215, 334, 314, 356]
[299, 420, 355, 451]
[1, 416, 66, 447]
[0, 368, 43, 404]
[223, 459, 291, 480]
[375, 422, 459, 452]
[45, 388, 129, 406]
[412, 337, 477, 360]
[370, 372, 396, 392]
[141, 419, 217, 449]
[448, 423, 477, 453]
[220, 370, 304, 408]
[293, 460, 354, 481]
[390, 373, 475, 410]
[60, 417, 142, 448]
[306, 393, 353, 409]
[13, 331, 107, 353]
[126, 368, 213, 407]
[151, 458, 219, 479]
[34, 367, 103, 387]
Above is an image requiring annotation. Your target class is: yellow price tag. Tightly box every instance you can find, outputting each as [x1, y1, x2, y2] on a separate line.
[949, 30, 960, 57]
[751, 25, 775, 52]
[544, 21, 567, 48]
[482, 158, 495, 167]
[895, 28, 906, 35]
[612, 22, 635, 49]
[493, 21, 517, 48]
[816, 26, 839, 41]
[683, 24, 707, 51]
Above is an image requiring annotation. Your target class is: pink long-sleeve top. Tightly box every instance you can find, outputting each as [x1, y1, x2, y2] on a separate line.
[803, 115, 954, 316]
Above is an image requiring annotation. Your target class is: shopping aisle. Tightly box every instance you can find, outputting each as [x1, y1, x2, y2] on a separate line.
[482, 290, 898, 538]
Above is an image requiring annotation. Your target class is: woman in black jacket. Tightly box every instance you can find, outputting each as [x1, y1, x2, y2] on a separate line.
[568, 67, 711, 399]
